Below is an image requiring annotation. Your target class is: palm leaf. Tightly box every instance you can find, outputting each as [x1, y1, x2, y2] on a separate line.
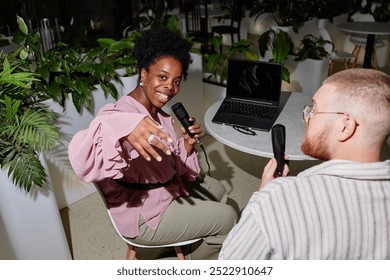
[3, 108, 61, 152]
[7, 150, 47, 191]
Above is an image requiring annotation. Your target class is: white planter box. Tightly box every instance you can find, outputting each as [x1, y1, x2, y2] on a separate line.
[285, 56, 329, 94]
[0, 159, 71, 259]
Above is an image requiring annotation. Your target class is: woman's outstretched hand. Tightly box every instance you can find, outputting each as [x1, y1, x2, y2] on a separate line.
[126, 117, 173, 162]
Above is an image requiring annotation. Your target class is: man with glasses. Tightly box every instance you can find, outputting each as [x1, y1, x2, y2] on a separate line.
[219, 68, 390, 259]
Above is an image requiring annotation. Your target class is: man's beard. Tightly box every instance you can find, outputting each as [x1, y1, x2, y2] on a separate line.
[301, 126, 332, 161]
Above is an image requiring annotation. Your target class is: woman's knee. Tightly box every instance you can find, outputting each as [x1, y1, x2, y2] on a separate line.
[213, 203, 238, 234]
[192, 175, 228, 203]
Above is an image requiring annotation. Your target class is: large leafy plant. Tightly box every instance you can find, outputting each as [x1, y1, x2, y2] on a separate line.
[258, 29, 330, 83]
[0, 16, 140, 191]
[249, 0, 312, 32]
[309, 0, 355, 20]
[294, 34, 331, 61]
[258, 29, 294, 82]
[0, 56, 61, 191]
[8, 16, 139, 113]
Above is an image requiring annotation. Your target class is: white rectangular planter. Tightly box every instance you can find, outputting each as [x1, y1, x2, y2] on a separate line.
[0, 160, 71, 259]
[285, 56, 329, 94]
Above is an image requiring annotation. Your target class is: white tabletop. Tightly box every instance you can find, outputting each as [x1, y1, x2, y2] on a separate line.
[337, 21, 390, 35]
[204, 91, 315, 161]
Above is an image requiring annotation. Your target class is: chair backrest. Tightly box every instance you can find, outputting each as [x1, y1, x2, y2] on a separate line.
[230, 0, 244, 28]
[318, 27, 335, 55]
[184, 0, 209, 34]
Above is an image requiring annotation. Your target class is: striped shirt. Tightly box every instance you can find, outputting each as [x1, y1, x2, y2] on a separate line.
[219, 160, 390, 259]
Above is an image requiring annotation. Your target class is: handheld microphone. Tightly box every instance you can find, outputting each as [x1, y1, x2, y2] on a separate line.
[171, 102, 196, 138]
[171, 102, 212, 176]
[271, 124, 286, 176]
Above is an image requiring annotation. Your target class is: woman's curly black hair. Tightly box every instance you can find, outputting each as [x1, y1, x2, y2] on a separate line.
[133, 26, 192, 80]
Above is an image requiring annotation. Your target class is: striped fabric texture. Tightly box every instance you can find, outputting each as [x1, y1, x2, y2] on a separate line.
[219, 160, 390, 259]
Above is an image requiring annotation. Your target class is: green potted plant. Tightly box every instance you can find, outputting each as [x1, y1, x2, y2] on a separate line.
[0, 56, 60, 190]
[258, 28, 294, 82]
[1, 16, 142, 191]
[308, 0, 355, 21]
[259, 28, 330, 93]
[372, 0, 390, 22]
[249, 0, 312, 32]
[201, 36, 259, 85]
[294, 34, 332, 61]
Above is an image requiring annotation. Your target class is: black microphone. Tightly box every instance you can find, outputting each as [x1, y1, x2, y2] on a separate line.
[171, 102, 196, 138]
[172, 102, 212, 176]
[271, 124, 286, 176]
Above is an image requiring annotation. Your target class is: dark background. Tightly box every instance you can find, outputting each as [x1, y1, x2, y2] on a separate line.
[0, 0, 137, 39]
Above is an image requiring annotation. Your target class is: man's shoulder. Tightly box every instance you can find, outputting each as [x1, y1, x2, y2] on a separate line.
[251, 176, 310, 200]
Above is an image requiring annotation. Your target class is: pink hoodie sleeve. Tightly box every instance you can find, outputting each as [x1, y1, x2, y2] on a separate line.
[68, 105, 146, 182]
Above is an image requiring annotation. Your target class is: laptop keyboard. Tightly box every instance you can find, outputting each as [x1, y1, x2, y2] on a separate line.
[220, 100, 277, 119]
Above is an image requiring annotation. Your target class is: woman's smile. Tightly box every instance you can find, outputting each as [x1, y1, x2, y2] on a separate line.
[156, 91, 170, 102]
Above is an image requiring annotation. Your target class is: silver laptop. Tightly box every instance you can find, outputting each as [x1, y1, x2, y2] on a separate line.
[212, 58, 283, 132]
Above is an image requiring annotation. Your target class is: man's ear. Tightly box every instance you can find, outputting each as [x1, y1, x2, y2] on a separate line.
[338, 117, 357, 142]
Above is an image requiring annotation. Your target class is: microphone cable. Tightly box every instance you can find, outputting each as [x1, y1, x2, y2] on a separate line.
[195, 138, 211, 177]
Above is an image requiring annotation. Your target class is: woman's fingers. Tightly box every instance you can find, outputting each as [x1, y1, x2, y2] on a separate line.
[126, 117, 173, 161]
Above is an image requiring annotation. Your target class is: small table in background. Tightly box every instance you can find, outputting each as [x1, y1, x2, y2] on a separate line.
[337, 21, 390, 68]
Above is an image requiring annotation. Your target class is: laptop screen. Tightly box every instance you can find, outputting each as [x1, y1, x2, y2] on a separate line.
[226, 59, 283, 104]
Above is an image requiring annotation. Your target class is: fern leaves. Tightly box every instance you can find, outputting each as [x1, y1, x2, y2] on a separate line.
[0, 98, 61, 191]
[1, 58, 61, 191]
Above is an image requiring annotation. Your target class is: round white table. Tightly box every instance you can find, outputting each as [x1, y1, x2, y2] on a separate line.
[337, 21, 390, 68]
[204, 91, 315, 161]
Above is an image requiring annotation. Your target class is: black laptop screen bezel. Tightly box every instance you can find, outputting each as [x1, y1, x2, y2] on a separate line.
[225, 58, 283, 105]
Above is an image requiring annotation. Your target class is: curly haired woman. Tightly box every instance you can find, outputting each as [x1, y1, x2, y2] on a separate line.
[68, 26, 237, 259]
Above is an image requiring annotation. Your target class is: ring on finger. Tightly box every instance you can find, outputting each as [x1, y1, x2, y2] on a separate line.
[147, 134, 155, 144]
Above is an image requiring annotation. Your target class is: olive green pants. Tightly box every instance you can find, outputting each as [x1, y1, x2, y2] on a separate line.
[128, 175, 238, 259]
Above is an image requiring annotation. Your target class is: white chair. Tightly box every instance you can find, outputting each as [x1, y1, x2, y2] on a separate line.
[318, 27, 357, 75]
[93, 183, 201, 260]
[349, 13, 384, 69]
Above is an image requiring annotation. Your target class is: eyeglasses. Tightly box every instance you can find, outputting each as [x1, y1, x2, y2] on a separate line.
[302, 105, 350, 126]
